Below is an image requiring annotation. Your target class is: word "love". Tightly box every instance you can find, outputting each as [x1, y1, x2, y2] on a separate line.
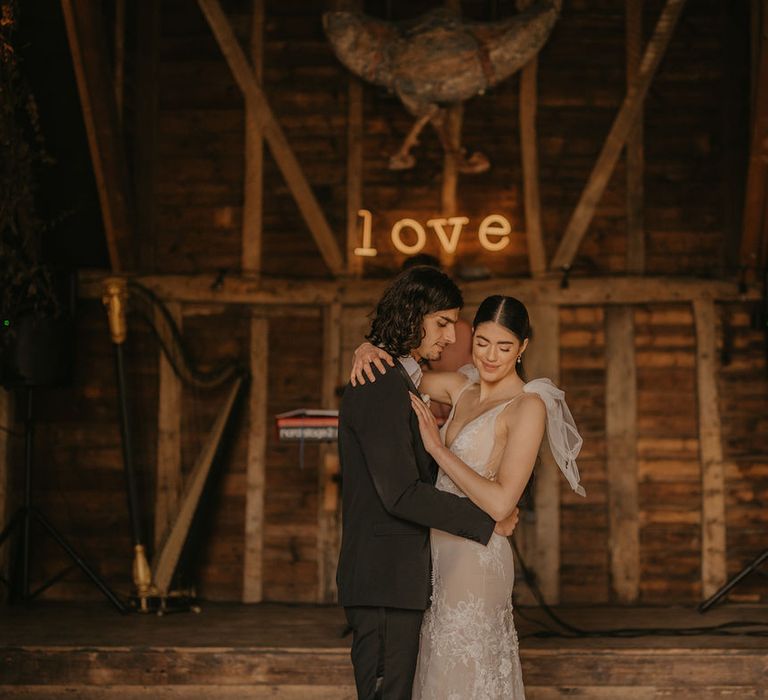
[353, 209, 513, 257]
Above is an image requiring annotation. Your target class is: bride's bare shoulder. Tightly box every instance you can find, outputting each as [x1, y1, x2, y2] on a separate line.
[503, 393, 546, 428]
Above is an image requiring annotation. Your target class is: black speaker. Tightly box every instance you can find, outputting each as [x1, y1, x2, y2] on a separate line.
[0, 270, 76, 389]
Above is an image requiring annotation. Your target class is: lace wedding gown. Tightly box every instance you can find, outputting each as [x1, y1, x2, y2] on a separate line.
[412, 379, 526, 700]
[412, 372, 585, 700]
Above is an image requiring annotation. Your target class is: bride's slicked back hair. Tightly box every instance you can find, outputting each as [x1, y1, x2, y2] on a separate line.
[367, 266, 463, 357]
[472, 295, 531, 341]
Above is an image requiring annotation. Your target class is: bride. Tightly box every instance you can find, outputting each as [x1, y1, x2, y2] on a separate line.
[352, 294, 585, 699]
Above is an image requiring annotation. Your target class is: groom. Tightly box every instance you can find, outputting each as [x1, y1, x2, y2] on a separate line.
[337, 266, 518, 699]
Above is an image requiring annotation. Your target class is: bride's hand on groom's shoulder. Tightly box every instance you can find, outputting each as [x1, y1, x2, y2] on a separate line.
[350, 342, 395, 386]
[494, 507, 520, 537]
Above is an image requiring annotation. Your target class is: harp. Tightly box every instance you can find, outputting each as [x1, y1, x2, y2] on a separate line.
[102, 278, 247, 612]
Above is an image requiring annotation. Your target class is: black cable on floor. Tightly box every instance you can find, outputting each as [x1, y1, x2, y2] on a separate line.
[511, 538, 768, 639]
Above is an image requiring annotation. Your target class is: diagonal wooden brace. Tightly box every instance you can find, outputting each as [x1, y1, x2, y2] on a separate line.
[198, 0, 345, 277]
[550, 0, 687, 272]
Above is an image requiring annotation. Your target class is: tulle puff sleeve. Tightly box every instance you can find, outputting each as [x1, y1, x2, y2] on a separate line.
[455, 365, 585, 496]
[523, 378, 585, 497]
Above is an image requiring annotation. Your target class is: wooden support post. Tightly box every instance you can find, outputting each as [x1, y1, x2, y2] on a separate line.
[439, 0, 463, 270]
[626, 0, 645, 274]
[242, 0, 265, 277]
[611, 0, 645, 596]
[551, 0, 686, 271]
[154, 303, 183, 551]
[0, 388, 11, 578]
[526, 303, 561, 603]
[440, 103, 463, 269]
[720, 1, 751, 276]
[346, 77, 364, 277]
[61, 0, 136, 272]
[519, 58, 547, 277]
[318, 302, 342, 603]
[135, 0, 160, 271]
[197, 0, 345, 277]
[693, 299, 727, 598]
[740, 0, 768, 279]
[344, 0, 365, 277]
[114, 0, 125, 126]
[605, 307, 639, 602]
[243, 315, 268, 602]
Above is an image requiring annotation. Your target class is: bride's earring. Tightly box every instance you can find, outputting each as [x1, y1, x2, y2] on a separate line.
[516, 355, 522, 364]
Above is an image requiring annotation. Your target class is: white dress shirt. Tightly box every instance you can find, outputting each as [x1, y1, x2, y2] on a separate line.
[397, 355, 423, 389]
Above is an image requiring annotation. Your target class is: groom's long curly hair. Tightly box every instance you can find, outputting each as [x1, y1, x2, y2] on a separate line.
[367, 266, 463, 357]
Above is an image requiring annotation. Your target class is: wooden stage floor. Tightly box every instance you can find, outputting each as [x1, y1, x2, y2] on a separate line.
[1, 602, 767, 699]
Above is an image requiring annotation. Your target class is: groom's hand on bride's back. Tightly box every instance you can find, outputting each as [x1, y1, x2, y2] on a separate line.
[350, 342, 395, 386]
[494, 507, 520, 537]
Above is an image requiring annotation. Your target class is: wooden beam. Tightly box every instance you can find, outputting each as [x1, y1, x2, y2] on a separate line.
[693, 299, 727, 599]
[344, 0, 364, 277]
[459, 276, 759, 307]
[526, 303, 561, 604]
[520, 59, 547, 276]
[346, 78, 364, 277]
[197, 0, 345, 277]
[114, 0, 125, 126]
[183, 303, 322, 319]
[242, 0, 265, 276]
[740, 0, 768, 278]
[154, 303, 183, 552]
[134, 0, 160, 270]
[550, 0, 687, 271]
[719, 1, 750, 276]
[605, 307, 639, 602]
[317, 303, 342, 603]
[438, 0, 463, 271]
[440, 102, 463, 270]
[61, 0, 135, 272]
[626, 0, 645, 274]
[78, 271, 762, 308]
[243, 315, 268, 602]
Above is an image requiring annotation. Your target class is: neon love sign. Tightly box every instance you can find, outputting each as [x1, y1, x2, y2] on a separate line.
[353, 209, 513, 257]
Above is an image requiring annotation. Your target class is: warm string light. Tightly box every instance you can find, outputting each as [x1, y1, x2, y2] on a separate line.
[353, 209, 513, 257]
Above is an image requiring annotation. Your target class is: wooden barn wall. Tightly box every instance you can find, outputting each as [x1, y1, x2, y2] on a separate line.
[2, 304, 323, 602]
[557, 306, 608, 602]
[3, 1, 762, 606]
[718, 305, 768, 602]
[149, 0, 733, 278]
[634, 305, 700, 602]
[4, 301, 158, 599]
[263, 315, 323, 602]
[177, 310, 250, 600]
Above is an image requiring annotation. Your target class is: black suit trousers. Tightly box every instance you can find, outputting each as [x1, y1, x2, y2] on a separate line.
[344, 606, 424, 700]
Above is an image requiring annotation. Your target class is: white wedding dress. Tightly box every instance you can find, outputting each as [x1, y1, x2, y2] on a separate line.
[412, 370, 585, 700]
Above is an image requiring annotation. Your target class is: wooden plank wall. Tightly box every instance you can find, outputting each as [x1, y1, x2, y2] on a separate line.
[177, 310, 250, 600]
[5, 0, 763, 606]
[263, 315, 323, 601]
[559, 306, 609, 602]
[7, 298, 767, 605]
[635, 305, 701, 601]
[149, 0, 731, 279]
[13, 301, 157, 598]
[719, 305, 768, 601]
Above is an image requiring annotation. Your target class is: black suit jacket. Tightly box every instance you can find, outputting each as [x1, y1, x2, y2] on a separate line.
[336, 363, 495, 610]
